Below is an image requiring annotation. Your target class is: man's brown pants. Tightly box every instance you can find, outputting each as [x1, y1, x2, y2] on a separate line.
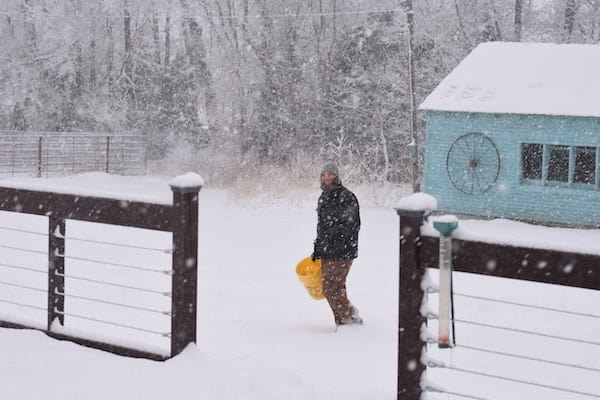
[321, 259, 355, 325]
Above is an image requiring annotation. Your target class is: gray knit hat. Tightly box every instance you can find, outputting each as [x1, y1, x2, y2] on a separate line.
[321, 162, 339, 177]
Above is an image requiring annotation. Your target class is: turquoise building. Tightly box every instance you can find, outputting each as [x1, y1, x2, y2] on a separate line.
[419, 42, 600, 227]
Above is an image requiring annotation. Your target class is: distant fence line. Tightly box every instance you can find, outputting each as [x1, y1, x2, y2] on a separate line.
[0, 131, 146, 178]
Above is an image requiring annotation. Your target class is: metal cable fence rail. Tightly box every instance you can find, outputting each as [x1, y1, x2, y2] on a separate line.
[396, 209, 600, 400]
[0, 222, 173, 302]
[0, 238, 172, 296]
[55, 290, 171, 316]
[425, 286, 600, 319]
[0, 280, 46, 293]
[424, 313, 600, 371]
[0, 131, 146, 177]
[423, 290, 600, 399]
[0, 236, 173, 358]
[0, 250, 172, 350]
[55, 252, 172, 275]
[0, 298, 46, 311]
[0, 180, 200, 360]
[454, 343, 600, 373]
[53, 271, 171, 296]
[453, 317, 600, 346]
[424, 385, 490, 400]
[53, 309, 171, 337]
[0, 225, 172, 253]
[0, 262, 46, 275]
[0, 241, 172, 315]
[426, 359, 600, 399]
[453, 291, 600, 319]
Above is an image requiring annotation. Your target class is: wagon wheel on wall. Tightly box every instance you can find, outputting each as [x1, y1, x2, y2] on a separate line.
[446, 132, 500, 195]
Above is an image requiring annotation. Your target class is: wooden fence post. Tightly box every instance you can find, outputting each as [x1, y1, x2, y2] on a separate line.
[48, 215, 65, 330]
[105, 136, 111, 173]
[169, 176, 202, 357]
[37, 136, 43, 178]
[396, 209, 427, 400]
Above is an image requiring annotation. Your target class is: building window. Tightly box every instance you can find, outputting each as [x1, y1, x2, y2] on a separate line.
[520, 143, 597, 188]
[547, 145, 569, 182]
[521, 143, 543, 180]
[574, 146, 596, 184]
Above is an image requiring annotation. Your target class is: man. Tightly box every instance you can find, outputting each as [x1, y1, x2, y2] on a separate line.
[311, 163, 362, 327]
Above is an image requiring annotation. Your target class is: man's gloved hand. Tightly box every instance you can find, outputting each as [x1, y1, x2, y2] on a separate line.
[311, 240, 320, 262]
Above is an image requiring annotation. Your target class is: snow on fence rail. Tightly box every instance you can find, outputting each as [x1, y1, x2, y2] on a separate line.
[0, 131, 146, 177]
[396, 208, 600, 400]
[0, 177, 201, 360]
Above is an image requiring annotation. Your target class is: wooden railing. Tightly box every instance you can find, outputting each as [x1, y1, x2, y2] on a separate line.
[0, 178, 201, 360]
[395, 208, 600, 399]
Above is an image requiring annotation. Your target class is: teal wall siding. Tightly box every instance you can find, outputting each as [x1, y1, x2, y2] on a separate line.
[423, 111, 600, 226]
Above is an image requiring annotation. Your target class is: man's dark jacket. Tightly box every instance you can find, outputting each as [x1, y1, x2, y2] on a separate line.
[314, 183, 360, 260]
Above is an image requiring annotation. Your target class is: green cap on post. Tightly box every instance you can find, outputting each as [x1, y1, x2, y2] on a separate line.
[432, 215, 458, 237]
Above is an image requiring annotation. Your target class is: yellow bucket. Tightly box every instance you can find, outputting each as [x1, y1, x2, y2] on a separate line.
[295, 257, 325, 300]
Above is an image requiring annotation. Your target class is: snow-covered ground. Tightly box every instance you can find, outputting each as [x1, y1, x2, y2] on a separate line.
[0, 173, 598, 399]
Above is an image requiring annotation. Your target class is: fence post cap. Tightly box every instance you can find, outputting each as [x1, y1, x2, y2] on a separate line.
[395, 193, 437, 216]
[432, 215, 459, 237]
[169, 172, 204, 193]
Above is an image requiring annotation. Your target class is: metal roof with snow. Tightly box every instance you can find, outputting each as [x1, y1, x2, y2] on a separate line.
[419, 41, 600, 118]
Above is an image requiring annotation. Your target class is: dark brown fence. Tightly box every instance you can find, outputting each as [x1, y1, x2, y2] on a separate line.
[0, 180, 201, 360]
[396, 208, 600, 399]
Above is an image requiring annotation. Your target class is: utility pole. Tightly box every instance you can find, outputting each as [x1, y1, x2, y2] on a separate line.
[404, 0, 419, 192]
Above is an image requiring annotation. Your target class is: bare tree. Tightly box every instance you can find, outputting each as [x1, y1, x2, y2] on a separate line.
[514, 0, 523, 41]
[72, 0, 83, 100]
[453, 0, 473, 47]
[164, 7, 170, 65]
[150, 0, 162, 65]
[123, 0, 134, 99]
[21, 0, 37, 54]
[90, 18, 97, 87]
[180, 0, 215, 141]
[563, 0, 578, 42]
[106, 12, 115, 86]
